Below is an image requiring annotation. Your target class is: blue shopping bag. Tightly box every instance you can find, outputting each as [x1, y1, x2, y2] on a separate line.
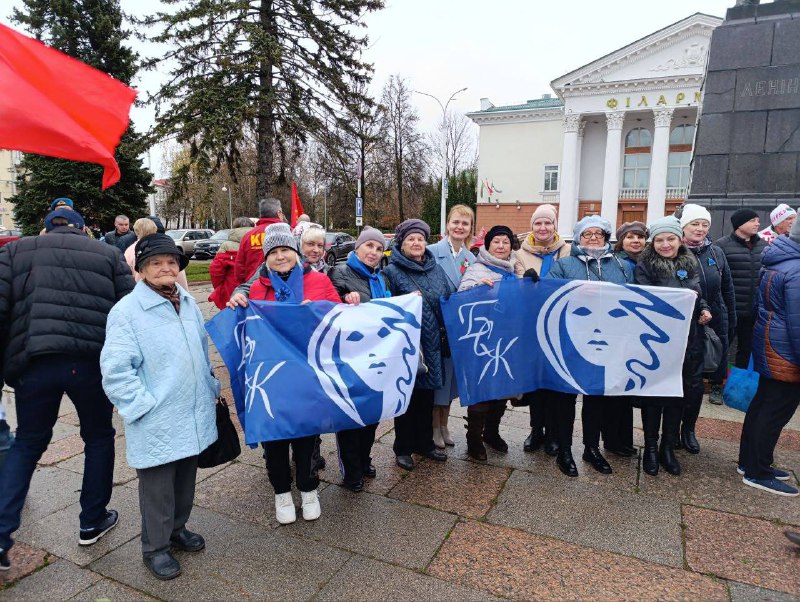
[723, 356, 759, 412]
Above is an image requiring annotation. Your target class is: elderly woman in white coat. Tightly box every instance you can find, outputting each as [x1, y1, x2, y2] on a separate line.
[427, 204, 476, 448]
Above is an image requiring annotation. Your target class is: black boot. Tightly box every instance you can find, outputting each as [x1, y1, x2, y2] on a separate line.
[641, 406, 661, 476]
[466, 408, 487, 461]
[659, 439, 682, 475]
[483, 401, 508, 453]
[543, 440, 560, 456]
[557, 448, 578, 477]
[524, 429, 544, 452]
[643, 439, 659, 476]
[680, 427, 700, 454]
[582, 446, 612, 474]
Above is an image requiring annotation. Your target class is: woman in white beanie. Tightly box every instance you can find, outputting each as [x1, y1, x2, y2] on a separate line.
[758, 203, 797, 244]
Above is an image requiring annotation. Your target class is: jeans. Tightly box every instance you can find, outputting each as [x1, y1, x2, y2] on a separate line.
[0, 356, 115, 551]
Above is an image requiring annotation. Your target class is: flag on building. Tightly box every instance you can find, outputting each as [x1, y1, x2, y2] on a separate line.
[290, 182, 305, 228]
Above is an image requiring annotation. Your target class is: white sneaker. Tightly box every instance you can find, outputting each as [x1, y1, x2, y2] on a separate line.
[274, 492, 296, 524]
[300, 490, 321, 521]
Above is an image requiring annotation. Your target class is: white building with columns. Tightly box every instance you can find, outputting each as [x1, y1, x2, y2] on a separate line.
[468, 13, 722, 237]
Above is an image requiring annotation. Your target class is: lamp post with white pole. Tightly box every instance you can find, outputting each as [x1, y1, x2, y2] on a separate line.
[415, 87, 467, 236]
[221, 185, 233, 228]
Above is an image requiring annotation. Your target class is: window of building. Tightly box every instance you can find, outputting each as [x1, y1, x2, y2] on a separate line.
[622, 128, 652, 189]
[543, 164, 559, 192]
[667, 124, 695, 190]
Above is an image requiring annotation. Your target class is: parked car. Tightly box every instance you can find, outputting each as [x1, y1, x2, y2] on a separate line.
[192, 229, 231, 259]
[0, 229, 21, 249]
[324, 231, 356, 267]
[165, 229, 213, 255]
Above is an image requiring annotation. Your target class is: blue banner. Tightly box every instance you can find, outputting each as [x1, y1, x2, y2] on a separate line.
[440, 278, 696, 406]
[206, 295, 423, 445]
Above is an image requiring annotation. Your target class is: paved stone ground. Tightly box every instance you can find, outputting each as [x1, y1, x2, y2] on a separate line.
[1, 283, 799, 601]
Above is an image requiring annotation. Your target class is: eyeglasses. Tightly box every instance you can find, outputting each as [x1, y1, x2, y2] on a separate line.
[580, 231, 605, 240]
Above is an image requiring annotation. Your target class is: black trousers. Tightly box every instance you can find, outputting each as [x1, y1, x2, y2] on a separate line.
[739, 377, 800, 480]
[527, 390, 556, 442]
[393, 388, 434, 456]
[262, 435, 320, 494]
[545, 390, 577, 449]
[336, 424, 378, 485]
[601, 396, 634, 450]
[137, 455, 198, 557]
[641, 406, 682, 444]
[582, 395, 610, 449]
[734, 315, 755, 369]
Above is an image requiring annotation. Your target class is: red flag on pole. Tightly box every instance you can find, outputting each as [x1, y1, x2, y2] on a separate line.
[291, 182, 305, 228]
[0, 23, 136, 189]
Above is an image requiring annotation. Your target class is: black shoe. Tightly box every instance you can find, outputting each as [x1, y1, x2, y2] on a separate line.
[643, 443, 659, 476]
[604, 445, 634, 458]
[0, 547, 9, 571]
[544, 440, 560, 457]
[315, 455, 327, 471]
[557, 450, 578, 477]
[467, 438, 487, 461]
[622, 445, 637, 456]
[483, 432, 508, 453]
[395, 455, 414, 470]
[143, 551, 181, 581]
[343, 479, 364, 493]
[419, 449, 447, 462]
[583, 447, 613, 474]
[169, 528, 205, 552]
[785, 530, 800, 547]
[79, 510, 119, 546]
[659, 442, 682, 475]
[680, 429, 700, 454]
[524, 430, 544, 453]
[363, 464, 377, 479]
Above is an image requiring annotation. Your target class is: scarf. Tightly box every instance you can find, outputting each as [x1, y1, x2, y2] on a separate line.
[308, 258, 328, 274]
[268, 263, 304, 303]
[581, 246, 607, 260]
[539, 250, 558, 278]
[144, 279, 181, 314]
[684, 238, 705, 249]
[346, 253, 391, 299]
[484, 264, 517, 281]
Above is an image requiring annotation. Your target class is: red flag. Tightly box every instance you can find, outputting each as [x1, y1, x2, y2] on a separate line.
[291, 182, 305, 228]
[0, 23, 136, 189]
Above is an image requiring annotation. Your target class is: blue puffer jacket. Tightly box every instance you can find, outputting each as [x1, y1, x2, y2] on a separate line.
[545, 243, 634, 284]
[384, 246, 457, 390]
[752, 236, 800, 383]
[100, 281, 220, 469]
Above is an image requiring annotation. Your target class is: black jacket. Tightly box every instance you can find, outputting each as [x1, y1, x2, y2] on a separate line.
[104, 229, 137, 253]
[689, 241, 737, 343]
[0, 228, 135, 384]
[329, 262, 392, 302]
[714, 233, 767, 319]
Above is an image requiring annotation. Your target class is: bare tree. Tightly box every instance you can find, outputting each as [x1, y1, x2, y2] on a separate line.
[430, 110, 478, 179]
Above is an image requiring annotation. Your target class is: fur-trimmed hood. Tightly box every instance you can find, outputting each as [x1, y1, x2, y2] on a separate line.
[639, 243, 698, 279]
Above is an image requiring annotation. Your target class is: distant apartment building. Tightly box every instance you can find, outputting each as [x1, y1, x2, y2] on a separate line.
[0, 150, 21, 230]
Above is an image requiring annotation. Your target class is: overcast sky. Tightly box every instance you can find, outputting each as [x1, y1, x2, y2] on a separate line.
[3, 0, 734, 174]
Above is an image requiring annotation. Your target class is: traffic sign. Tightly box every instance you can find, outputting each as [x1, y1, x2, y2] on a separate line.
[355, 216, 363, 227]
[355, 196, 363, 217]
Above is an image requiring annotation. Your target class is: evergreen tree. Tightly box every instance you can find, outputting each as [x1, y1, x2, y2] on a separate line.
[10, 0, 152, 236]
[421, 168, 478, 236]
[140, 0, 384, 203]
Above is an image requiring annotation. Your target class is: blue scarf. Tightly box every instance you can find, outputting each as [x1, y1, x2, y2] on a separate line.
[346, 253, 391, 299]
[268, 264, 304, 303]
[484, 264, 516, 281]
[539, 250, 557, 278]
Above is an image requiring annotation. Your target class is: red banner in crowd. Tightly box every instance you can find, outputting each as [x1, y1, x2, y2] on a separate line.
[291, 182, 305, 228]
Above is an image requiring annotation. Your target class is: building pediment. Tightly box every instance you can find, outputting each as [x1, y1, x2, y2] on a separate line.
[551, 13, 722, 96]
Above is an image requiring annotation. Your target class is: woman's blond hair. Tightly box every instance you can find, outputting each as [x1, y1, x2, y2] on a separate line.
[446, 204, 475, 235]
[133, 218, 157, 239]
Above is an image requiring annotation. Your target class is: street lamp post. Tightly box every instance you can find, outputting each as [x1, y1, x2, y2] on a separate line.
[415, 87, 467, 236]
[221, 185, 233, 228]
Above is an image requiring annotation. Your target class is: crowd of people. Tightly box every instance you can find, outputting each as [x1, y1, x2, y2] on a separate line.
[0, 195, 798, 580]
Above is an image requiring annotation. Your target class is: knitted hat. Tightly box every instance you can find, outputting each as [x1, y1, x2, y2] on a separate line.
[44, 207, 85, 232]
[49, 197, 74, 210]
[791, 216, 800, 245]
[262, 222, 298, 256]
[679, 204, 712, 228]
[134, 233, 189, 272]
[573, 215, 612, 241]
[730, 208, 759, 231]
[395, 218, 430, 247]
[485, 225, 514, 249]
[616, 221, 647, 241]
[355, 226, 386, 250]
[770, 203, 796, 227]
[648, 216, 683, 241]
[530, 204, 557, 229]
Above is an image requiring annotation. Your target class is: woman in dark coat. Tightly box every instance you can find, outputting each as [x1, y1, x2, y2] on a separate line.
[329, 226, 392, 491]
[635, 216, 712, 477]
[383, 219, 456, 471]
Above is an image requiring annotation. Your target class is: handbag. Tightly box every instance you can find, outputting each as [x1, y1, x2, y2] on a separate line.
[722, 356, 759, 413]
[702, 326, 723, 374]
[198, 397, 241, 468]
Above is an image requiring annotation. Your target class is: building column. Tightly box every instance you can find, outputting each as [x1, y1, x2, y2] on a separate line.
[647, 107, 674, 225]
[558, 112, 581, 238]
[600, 111, 626, 230]
[573, 120, 586, 207]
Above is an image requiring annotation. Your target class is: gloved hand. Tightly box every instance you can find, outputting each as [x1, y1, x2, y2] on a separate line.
[523, 268, 540, 282]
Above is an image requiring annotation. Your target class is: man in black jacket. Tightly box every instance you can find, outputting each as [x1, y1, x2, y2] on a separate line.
[715, 209, 767, 368]
[103, 214, 136, 252]
[0, 208, 134, 571]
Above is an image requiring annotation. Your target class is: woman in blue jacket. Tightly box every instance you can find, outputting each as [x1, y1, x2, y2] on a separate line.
[546, 216, 634, 477]
[101, 234, 219, 581]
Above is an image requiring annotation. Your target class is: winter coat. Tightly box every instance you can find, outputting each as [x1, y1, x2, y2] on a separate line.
[688, 241, 736, 344]
[752, 236, 800, 382]
[0, 227, 134, 385]
[714, 233, 767, 319]
[545, 243, 634, 284]
[234, 217, 284, 284]
[635, 244, 707, 407]
[124, 242, 189, 290]
[458, 247, 518, 291]
[208, 227, 249, 309]
[104, 229, 137, 253]
[616, 250, 640, 272]
[428, 238, 475, 290]
[100, 281, 220, 469]
[249, 263, 341, 303]
[384, 246, 457, 390]
[218, 226, 250, 253]
[329, 262, 392, 302]
[513, 234, 570, 278]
